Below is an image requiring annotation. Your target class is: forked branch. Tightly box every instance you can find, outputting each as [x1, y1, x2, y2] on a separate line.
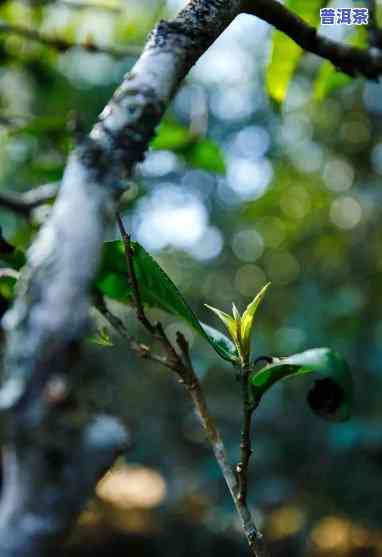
[99, 214, 269, 557]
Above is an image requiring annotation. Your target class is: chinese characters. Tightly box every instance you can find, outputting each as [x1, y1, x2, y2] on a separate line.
[320, 8, 369, 25]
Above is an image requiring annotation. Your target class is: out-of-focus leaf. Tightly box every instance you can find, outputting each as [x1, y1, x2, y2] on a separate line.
[266, 0, 328, 103]
[151, 120, 225, 174]
[151, 121, 191, 151]
[187, 139, 225, 174]
[0, 270, 18, 320]
[97, 240, 238, 362]
[0, 228, 26, 269]
[0, 271, 18, 300]
[314, 27, 367, 101]
[250, 348, 353, 421]
[0, 227, 14, 255]
[89, 326, 114, 347]
[314, 62, 352, 102]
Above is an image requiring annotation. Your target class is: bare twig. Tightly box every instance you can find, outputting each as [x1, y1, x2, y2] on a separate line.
[0, 21, 142, 58]
[244, 0, 382, 79]
[235, 355, 274, 502]
[99, 295, 268, 557]
[0, 182, 59, 217]
[116, 213, 155, 334]
[237, 364, 255, 505]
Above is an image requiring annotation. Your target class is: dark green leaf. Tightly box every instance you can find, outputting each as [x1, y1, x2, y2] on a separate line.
[89, 326, 114, 347]
[0, 228, 26, 269]
[0, 273, 17, 301]
[250, 348, 353, 421]
[97, 240, 238, 362]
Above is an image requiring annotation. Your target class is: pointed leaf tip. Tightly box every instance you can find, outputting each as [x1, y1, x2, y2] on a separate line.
[241, 282, 270, 357]
[205, 303, 237, 340]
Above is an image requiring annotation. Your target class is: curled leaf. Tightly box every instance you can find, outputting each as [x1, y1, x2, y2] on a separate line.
[250, 348, 353, 421]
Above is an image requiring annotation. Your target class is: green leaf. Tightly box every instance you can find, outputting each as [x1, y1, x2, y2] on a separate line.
[314, 62, 352, 102]
[241, 283, 270, 358]
[204, 303, 238, 341]
[0, 228, 26, 270]
[96, 240, 238, 362]
[89, 326, 114, 347]
[151, 121, 192, 151]
[0, 271, 18, 300]
[186, 139, 226, 174]
[200, 323, 237, 361]
[266, 0, 328, 103]
[250, 348, 353, 421]
[151, 120, 225, 174]
[313, 27, 367, 102]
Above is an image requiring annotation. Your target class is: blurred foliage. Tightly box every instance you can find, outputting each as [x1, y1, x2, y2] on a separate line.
[266, 0, 328, 103]
[152, 120, 226, 173]
[1, 0, 382, 556]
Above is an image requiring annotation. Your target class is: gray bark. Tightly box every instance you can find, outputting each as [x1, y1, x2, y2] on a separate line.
[0, 1, 246, 555]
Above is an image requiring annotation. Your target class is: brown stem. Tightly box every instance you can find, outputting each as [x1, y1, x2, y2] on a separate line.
[99, 301, 268, 557]
[116, 213, 156, 334]
[184, 367, 268, 557]
[237, 364, 255, 504]
[99, 218, 270, 557]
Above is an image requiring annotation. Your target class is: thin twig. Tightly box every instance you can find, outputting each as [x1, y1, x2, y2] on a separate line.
[0, 22, 142, 58]
[116, 213, 182, 369]
[105, 216, 270, 557]
[116, 213, 156, 334]
[237, 364, 254, 504]
[94, 293, 177, 371]
[0, 183, 59, 217]
[99, 296, 268, 557]
[236, 355, 274, 501]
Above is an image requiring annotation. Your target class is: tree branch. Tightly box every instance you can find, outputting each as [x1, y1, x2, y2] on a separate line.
[0, 21, 142, 58]
[366, 0, 382, 49]
[0, 2, 251, 555]
[244, 0, 382, 79]
[97, 217, 269, 557]
[0, 183, 59, 217]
